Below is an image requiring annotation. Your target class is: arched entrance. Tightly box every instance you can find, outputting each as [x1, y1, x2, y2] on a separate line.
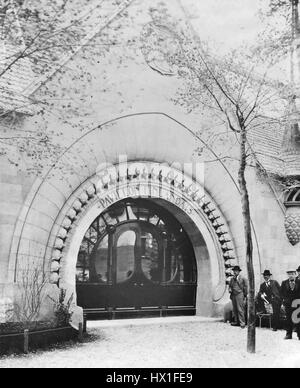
[8, 113, 258, 321]
[51, 161, 237, 319]
[76, 198, 198, 319]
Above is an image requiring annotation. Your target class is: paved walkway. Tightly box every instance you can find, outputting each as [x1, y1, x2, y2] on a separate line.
[88, 316, 220, 329]
[0, 318, 300, 368]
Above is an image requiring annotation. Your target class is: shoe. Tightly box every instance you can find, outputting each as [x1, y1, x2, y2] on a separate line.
[272, 329, 278, 332]
[241, 325, 246, 329]
[231, 323, 240, 327]
[284, 335, 292, 340]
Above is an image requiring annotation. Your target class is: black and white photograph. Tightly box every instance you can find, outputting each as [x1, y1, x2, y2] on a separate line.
[0, 0, 300, 370]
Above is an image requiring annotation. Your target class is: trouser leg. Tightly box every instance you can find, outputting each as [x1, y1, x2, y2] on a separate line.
[231, 297, 239, 324]
[236, 294, 246, 327]
[285, 306, 294, 336]
[271, 302, 281, 330]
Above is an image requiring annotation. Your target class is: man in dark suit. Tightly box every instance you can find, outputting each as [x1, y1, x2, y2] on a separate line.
[229, 266, 248, 329]
[258, 270, 282, 331]
[281, 269, 300, 340]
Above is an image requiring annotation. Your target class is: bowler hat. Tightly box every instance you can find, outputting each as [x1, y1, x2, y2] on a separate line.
[232, 266, 242, 272]
[262, 270, 272, 277]
[287, 269, 297, 274]
[297, 266, 300, 272]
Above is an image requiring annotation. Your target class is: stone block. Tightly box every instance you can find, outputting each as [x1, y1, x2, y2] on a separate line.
[0, 183, 22, 204]
[26, 208, 55, 233]
[37, 182, 67, 207]
[0, 201, 22, 218]
[31, 194, 61, 223]
[0, 224, 14, 256]
[21, 224, 51, 248]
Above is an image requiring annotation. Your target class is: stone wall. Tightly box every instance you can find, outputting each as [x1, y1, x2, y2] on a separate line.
[0, 0, 299, 318]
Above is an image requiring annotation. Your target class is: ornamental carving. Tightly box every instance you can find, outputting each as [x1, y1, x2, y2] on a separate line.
[285, 187, 300, 246]
[285, 206, 300, 246]
[49, 164, 237, 294]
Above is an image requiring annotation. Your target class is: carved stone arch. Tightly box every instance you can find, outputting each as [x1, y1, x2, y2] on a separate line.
[48, 162, 237, 316]
[7, 112, 262, 317]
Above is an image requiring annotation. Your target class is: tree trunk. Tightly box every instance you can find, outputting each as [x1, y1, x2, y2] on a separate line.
[238, 126, 256, 354]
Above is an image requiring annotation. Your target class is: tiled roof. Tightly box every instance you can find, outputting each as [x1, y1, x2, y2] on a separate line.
[248, 120, 285, 175]
[24, 0, 134, 95]
[0, 0, 134, 115]
[249, 120, 300, 177]
[282, 152, 300, 176]
[280, 99, 300, 176]
[281, 127, 300, 176]
[0, 8, 36, 114]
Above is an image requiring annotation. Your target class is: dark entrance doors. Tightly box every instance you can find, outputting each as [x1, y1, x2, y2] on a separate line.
[76, 199, 197, 319]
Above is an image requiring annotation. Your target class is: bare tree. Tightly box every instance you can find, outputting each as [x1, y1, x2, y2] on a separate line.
[264, 0, 300, 200]
[141, 6, 289, 353]
[257, 1, 299, 65]
[179, 52, 282, 355]
[0, 0, 85, 172]
[0, 0, 133, 174]
[13, 263, 47, 324]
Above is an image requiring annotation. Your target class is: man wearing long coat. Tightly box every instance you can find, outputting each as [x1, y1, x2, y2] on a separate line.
[281, 269, 300, 340]
[258, 270, 282, 331]
[229, 266, 248, 329]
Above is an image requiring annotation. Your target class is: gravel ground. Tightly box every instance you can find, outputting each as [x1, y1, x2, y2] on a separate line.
[0, 318, 300, 368]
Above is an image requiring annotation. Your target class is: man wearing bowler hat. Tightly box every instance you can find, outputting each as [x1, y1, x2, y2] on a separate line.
[229, 266, 248, 329]
[258, 270, 282, 331]
[281, 269, 300, 340]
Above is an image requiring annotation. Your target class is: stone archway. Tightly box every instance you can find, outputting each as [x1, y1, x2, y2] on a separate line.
[49, 162, 237, 317]
[7, 113, 263, 320]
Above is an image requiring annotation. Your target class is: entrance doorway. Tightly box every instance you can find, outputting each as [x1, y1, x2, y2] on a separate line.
[76, 199, 197, 319]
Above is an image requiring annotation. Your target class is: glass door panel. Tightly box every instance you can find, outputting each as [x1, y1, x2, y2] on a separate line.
[90, 234, 109, 283]
[116, 230, 137, 283]
[141, 231, 161, 283]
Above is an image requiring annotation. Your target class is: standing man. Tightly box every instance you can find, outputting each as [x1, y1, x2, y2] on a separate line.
[229, 266, 248, 329]
[258, 270, 282, 331]
[281, 269, 300, 340]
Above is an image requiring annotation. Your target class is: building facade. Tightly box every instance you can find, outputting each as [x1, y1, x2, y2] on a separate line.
[0, 0, 299, 323]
